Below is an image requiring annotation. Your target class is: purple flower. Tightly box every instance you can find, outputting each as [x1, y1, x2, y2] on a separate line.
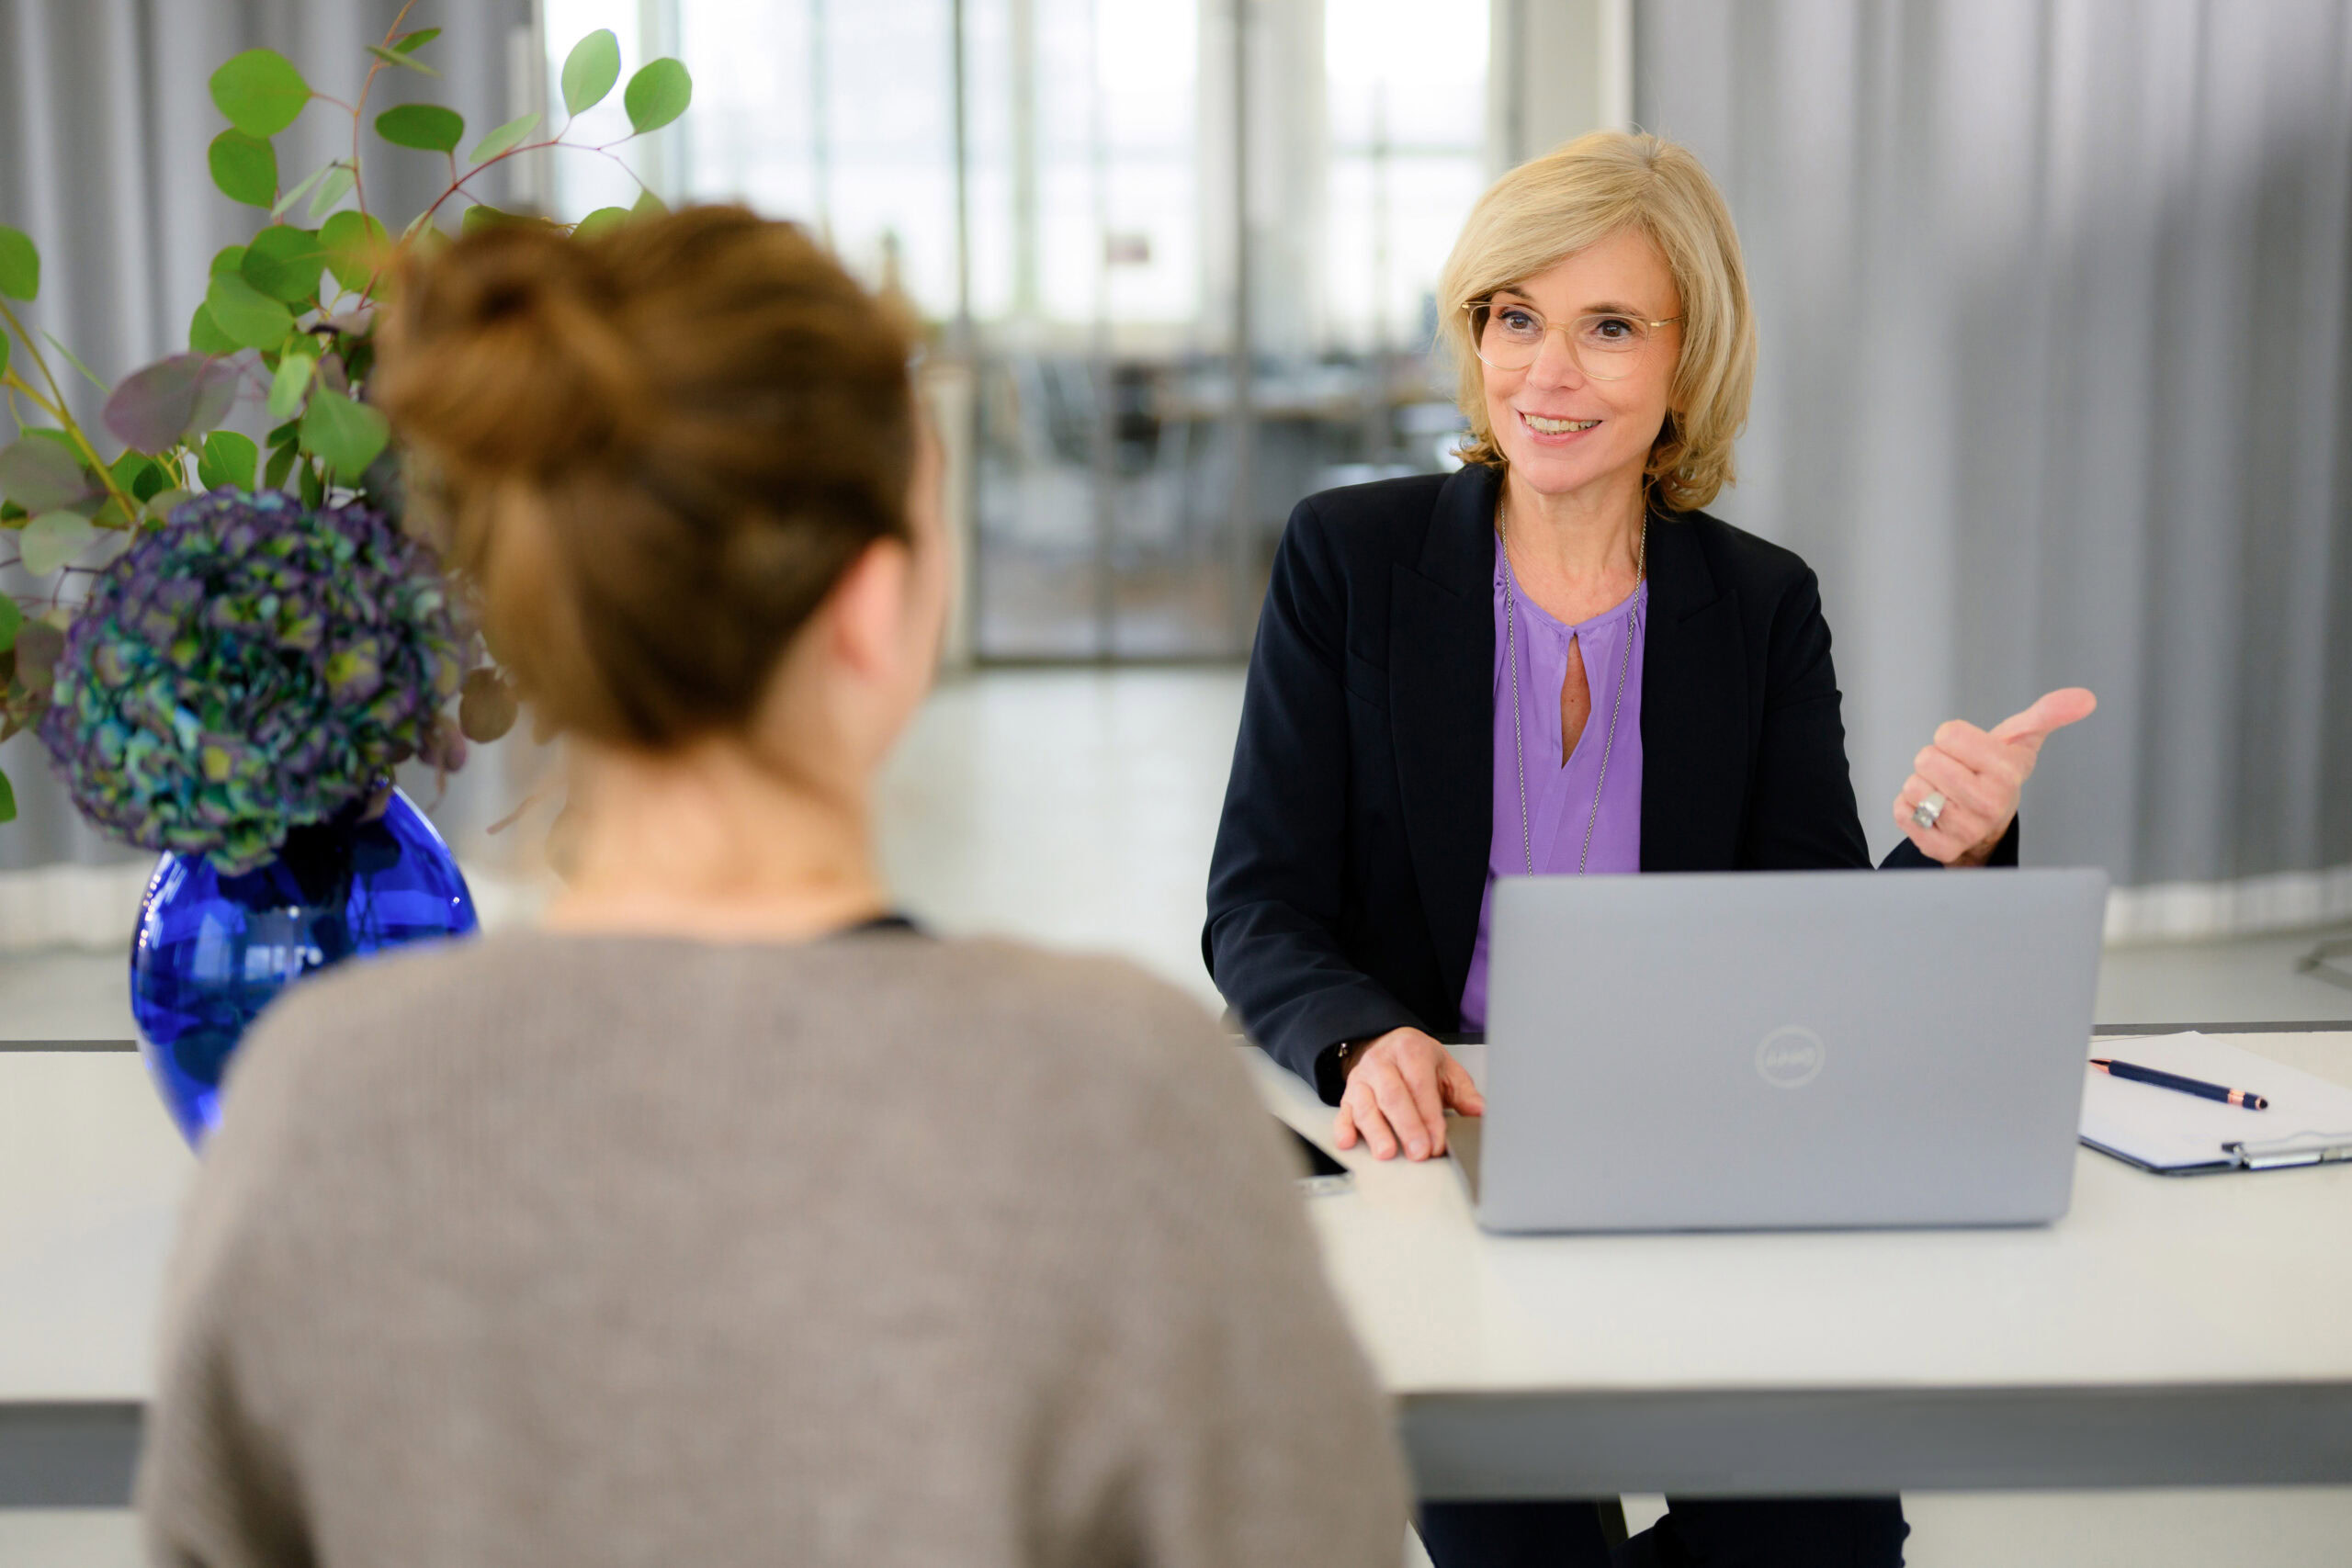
[39, 491, 469, 875]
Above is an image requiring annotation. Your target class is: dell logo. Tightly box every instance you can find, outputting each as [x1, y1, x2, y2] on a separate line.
[1756, 1025, 1826, 1089]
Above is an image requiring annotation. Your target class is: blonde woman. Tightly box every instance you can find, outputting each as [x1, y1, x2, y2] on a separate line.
[1205, 131, 2095, 1566]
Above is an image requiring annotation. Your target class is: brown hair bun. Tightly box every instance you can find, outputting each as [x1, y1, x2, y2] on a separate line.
[377, 205, 917, 748]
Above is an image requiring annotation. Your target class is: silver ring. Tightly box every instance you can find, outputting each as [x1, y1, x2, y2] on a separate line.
[1911, 792, 1948, 830]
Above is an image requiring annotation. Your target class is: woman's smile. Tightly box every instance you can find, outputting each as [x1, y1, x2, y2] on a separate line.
[1517, 411, 1603, 439]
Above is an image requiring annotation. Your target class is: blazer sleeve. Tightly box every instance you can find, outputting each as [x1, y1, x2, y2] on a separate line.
[1204, 500, 1424, 1093]
[1747, 567, 2018, 872]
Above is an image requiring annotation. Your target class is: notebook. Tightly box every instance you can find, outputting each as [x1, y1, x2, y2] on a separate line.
[2079, 1032, 2352, 1174]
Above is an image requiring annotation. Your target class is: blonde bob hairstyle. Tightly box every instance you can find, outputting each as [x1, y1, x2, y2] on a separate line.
[1437, 130, 1756, 513]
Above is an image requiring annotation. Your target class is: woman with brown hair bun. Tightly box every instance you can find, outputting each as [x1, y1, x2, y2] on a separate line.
[137, 207, 1407, 1568]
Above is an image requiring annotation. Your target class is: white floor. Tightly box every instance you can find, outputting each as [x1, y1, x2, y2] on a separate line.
[5, 669, 2350, 1565]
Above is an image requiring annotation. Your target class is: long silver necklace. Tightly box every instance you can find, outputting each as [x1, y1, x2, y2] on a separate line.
[1498, 493, 1645, 875]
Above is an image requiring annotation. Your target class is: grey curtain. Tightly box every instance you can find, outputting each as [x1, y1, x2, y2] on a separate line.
[1637, 0, 2352, 934]
[0, 0, 535, 885]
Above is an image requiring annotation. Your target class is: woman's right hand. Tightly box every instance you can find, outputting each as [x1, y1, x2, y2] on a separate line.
[1333, 1027, 1487, 1161]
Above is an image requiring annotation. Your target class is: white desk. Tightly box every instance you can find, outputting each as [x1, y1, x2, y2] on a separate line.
[4, 1032, 2349, 1506]
[1256, 1032, 2352, 1498]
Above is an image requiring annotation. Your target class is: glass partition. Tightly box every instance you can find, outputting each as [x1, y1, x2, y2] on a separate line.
[541, 0, 1489, 660]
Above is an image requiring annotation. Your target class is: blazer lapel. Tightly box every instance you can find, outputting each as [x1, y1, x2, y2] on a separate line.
[1640, 512, 1749, 871]
[1389, 466, 1498, 1011]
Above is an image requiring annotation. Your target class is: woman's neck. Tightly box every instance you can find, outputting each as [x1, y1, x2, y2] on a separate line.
[542, 739, 890, 944]
[1498, 467, 1647, 624]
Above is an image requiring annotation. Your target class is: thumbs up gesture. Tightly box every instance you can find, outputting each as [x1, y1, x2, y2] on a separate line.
[1892, 688, 2098, 866]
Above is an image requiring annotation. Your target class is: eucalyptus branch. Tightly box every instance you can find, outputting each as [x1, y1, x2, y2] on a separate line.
[584, 143, 662, 200]
[415, 136, 567, 229]
[415, 131, 658, 234]
[350, 69, 382, 220]
[0, 300, 75, 434]
[347, 1, 424, 221]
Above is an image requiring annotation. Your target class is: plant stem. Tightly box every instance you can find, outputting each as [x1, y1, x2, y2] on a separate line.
[350, 63, 381, 219]
[356, 132, 590, 311]
[0, 344, 140, 530]
[413, 134, 647, 234]
[348, 0, 425, 222]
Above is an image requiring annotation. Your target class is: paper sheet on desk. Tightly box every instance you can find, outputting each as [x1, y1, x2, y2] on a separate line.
[2080, 1032, 2352, 1172]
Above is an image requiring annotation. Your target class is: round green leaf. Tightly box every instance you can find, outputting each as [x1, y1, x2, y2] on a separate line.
[561, 29, 621, 118]
[267, 345, 317, 422]
[272, 161, 333, 220]
[209, 49, 310, 139]
[299, 388, 390, 480]
[572, 206, 632, 239]
[375, 103, 465, 153]
[321, 210, 391, 293]
[198, 431, 259, 492]
[205, 271, 295, 351]
[366, 42, 440, 79]
[208, 130, 277, 208]
[460, 204, 540, 237]
[0, 437, 96, 513]
[0, 226, 38, 301]
[103, 355, 240, 451]
[624, 59, 692, 135]
[188, 302, 237, 356]
[242, 225, 328, 303]
[143, 486, 197, 523]
[20, 511, 97, 576]
[308, 163, 356, 221]
[111, 450, 166, 502]
[469, 113, 539, 165]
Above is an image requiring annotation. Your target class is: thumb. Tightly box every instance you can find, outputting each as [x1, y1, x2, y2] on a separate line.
[1442, 1055, 1486, 1114]
[1990, 686, 2098, 749]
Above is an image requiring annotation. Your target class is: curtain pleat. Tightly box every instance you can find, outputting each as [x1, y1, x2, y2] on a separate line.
[1638, 0, 2352, 931]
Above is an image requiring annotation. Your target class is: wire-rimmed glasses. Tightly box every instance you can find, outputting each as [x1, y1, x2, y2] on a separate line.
[1466, 299, 1682, 380]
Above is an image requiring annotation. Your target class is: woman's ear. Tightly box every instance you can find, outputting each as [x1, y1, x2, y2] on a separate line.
[825, 536, 916, 682]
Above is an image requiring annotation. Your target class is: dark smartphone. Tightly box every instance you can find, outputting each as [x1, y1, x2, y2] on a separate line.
[1283, 1122, 1351, 1186]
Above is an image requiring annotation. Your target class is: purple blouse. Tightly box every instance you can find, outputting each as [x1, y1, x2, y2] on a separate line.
[1456, 536, 1647, 1029]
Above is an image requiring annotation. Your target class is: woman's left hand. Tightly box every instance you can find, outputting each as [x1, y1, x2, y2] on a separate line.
[1893, 687, 2098, 866]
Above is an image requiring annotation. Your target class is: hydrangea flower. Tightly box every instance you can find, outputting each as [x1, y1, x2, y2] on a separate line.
[39, 491, 467, 875]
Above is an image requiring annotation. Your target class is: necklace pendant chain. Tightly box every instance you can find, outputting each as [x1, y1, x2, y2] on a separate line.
[1498, 491, 1645, 878]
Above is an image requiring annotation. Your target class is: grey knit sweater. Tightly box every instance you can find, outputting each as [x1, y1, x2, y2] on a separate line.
[138, 926, 1407, 1567]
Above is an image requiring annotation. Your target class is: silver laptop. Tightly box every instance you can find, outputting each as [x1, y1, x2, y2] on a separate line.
[1465, 868, 2109, 1233]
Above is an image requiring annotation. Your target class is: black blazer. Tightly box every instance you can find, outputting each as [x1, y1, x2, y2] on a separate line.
[1203, 463, 2017, 1100]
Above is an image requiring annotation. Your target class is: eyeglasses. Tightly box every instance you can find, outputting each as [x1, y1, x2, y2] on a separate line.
[1466, 299, 1682, 380]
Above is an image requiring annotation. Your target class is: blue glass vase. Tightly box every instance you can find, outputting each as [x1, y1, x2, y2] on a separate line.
[129, 787, 478, 1146]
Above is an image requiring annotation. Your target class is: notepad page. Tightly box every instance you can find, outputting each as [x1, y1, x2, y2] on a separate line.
[2080, 1032, 2352, 1171]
